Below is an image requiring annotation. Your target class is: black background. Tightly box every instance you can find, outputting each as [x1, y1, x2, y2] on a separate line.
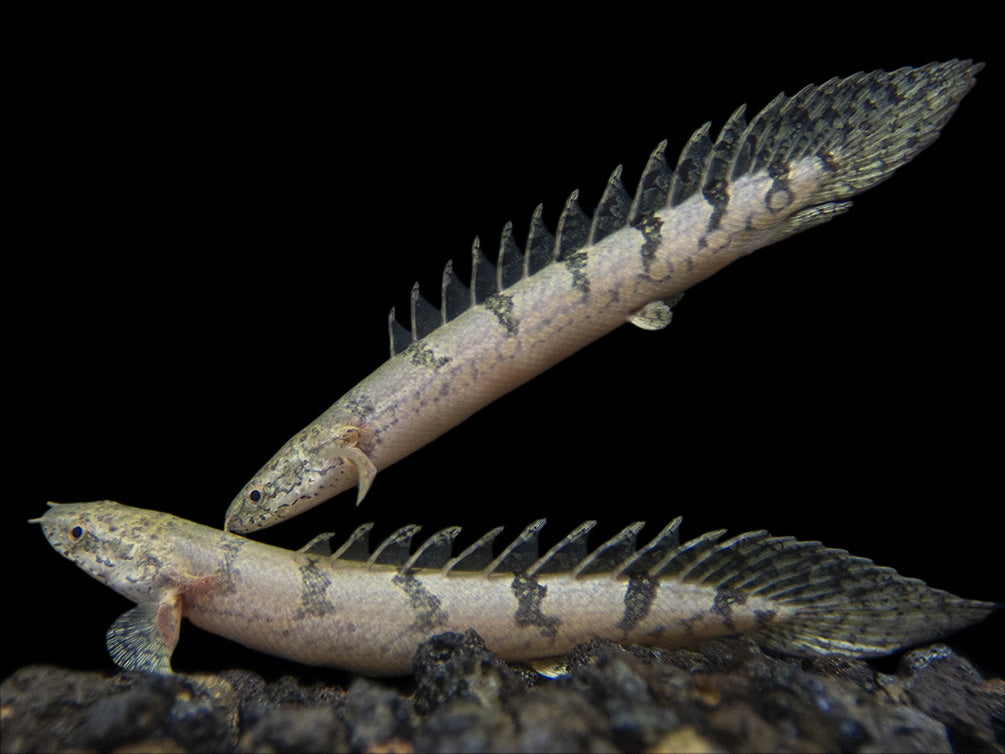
[5, 14, 1000, 686]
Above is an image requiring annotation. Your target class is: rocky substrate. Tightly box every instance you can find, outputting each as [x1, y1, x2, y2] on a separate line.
[2, 631, 1002, 753]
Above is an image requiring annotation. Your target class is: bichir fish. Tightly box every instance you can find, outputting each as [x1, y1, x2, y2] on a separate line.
[225, 60, 984, 533]
[33, 501, 997, 676]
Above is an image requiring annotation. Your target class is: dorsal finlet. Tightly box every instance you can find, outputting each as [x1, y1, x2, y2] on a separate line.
[410, 282, 440, 342]
[470, 237, 498, 306]
[440, 259, 468, 325]
[401, 525, 462, 573]
[729, 92, 785, 181]
[649, 528, 728, 579]
[588, 164, 631, 246]
[523, 204, 554, 277]
[667, 121, 712, 208]
[483, 519, 546, 577]
[553, 190, 590, 262]
[297, 532, 335, 556]
[330, 522, 374, 562]
[387, 307, 412, 358]
[612, 517, 682, 578]
[678, 529, 773, 586]
[497, 221, 524, 291]
[628, 138, 672, 224]
[570, 521, 646, 578]
[701, 104, 749, 231]
[526, 520, 597, 579]
[367, 524, 422, 569]
[442, 525, 504, 575]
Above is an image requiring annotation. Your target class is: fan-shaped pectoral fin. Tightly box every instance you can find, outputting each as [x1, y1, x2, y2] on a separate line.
[105, 594, 182, 675]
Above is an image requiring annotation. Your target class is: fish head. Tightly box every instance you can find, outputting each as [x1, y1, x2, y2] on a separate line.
[225, 424, 374, 533]
[31, 500, 171, 602]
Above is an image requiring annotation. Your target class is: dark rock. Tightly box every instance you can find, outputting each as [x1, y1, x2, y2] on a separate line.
[510, 686, 618, 752]
[237, 705, 346, 753]
[345, 677, 416, 752]
[882, 644, 1005, 751]
[412, 628, 530, 715]
[221, 669, 348, 752]
[416, 698, 518, 753]
[0, 666, 238, 753]
[560, 641, 680, 751]
[3, 636, 1001, 753]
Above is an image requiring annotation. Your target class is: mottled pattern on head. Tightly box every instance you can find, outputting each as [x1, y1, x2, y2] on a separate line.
[32, 501, 169, 600]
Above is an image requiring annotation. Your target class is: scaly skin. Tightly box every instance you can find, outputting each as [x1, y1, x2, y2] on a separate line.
[225, 61, 983, 532]
[34, 501, 997, 676]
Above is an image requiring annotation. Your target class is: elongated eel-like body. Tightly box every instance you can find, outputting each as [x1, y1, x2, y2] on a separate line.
[226, 61, 982, 532]
[34, 501, 996, 676]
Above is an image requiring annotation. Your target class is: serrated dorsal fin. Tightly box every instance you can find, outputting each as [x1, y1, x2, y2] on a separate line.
[497, 221, 524, 291]
[526, 520, 597, 578]
[649, 528, 728, 579]
[628, 139, 672, 224]
[402, 525, 462, 573]
[570, 521, 645, 578]
[702, 104, 748, 231]
[442, 525, 504, 575]
[297, 532, 335, 556]
[667, 121, 713, 208]
[330, 522, 375, 562]
[524, 204, 554, 277]
[367, 524, 422, 568]
[729, 92, 785, 181]
[370, 62, 984, 372]
[588, 164, 631, 246]
[470, 238, 497, 306]
[387, 307, 412, 358]
[440, 259, 468, 324]
[554, 190, 590, 261]
[410, 282, 441, 341]
[611, 517, 682, 578]
[484, 519, 546, 576]
[678, 529, 775, 585]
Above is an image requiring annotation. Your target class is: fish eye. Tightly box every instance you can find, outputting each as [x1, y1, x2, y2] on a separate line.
[70, 525, 85, 541]
[248, 489, 263, 504]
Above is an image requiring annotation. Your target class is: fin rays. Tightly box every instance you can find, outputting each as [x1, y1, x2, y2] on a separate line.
[317, 516, 743, 581]
[305, 515, 997, 656]
[386, 61, 982, 357]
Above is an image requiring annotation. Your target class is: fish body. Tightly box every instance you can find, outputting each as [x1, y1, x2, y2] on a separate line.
[34, 501, 997, 676]
[226, 61, 983, 533]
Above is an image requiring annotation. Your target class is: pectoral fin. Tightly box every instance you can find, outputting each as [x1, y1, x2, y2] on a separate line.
[333, 446, 378, 505]
[105, 595, 182, 675]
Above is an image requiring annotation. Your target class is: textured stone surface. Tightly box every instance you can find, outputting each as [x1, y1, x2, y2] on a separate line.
[2, 633, 1001, 753]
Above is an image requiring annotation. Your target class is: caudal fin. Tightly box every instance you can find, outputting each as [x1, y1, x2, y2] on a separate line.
[661, 528, 997, 657]
[765, 60, 983, 206]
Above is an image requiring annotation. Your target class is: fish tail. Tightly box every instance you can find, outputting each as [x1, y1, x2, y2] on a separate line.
[663, 529, 998, 657]
[782, 60, 980, 206]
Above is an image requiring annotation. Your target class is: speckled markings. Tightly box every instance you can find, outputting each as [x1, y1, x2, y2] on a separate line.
[225, 61, 983, 533]
[34, 501, 997, 676]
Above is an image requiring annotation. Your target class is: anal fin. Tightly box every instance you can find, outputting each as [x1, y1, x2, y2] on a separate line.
[775, 201, 853, 242]
[106, 595, 182, 675]
[629, 294, 684, 331]
[530, 656, 571, 679]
